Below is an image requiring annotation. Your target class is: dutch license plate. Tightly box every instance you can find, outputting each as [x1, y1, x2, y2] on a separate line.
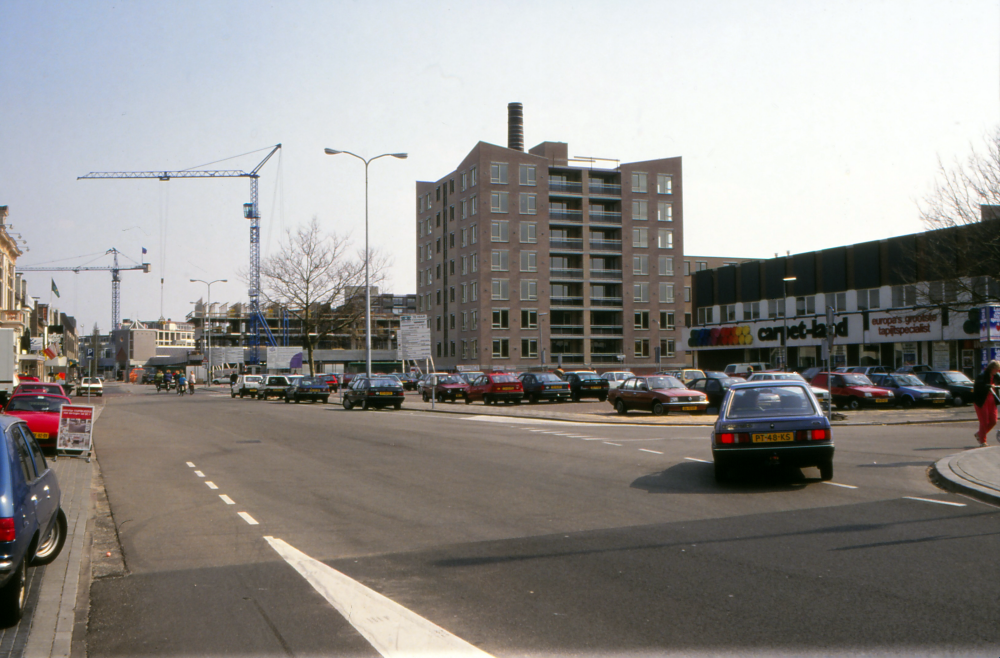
[379, 391, 393, 395]
[586, 386, 599, 389]
[456, 393, 465, 397]
[555, 385, 567, 389]
[501, 386, 515, 391]
[248, 388, 257, 392]
[34, 432, 49, 439]
[875, 398, 888, 403]
[752, 432, 794, 443]
[933, 399, 945, 403]
[682, 406, 697, 411]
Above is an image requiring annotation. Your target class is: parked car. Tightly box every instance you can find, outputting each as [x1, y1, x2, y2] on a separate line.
[847, 366, 891, 376]
[869, 373, 951, 408]
[723, 362, 769, 379]
[659, 369, 706, 385]
[746, 372, 831, 406]
[315, 373, 340, 392]
[608, 375, 708, 416]
[417, 373, 450, 396]
[256, 375, 291, 400]
[0, 414, 67, 624]
[231, 375, 263, 399]
[917, 371, 974, 405]
[895, 364, 933, 375]
[14, 382, 68, 397]
[457, 371, 485, 385]
[342, 376, 404, 410]
[466, 373, 524, 405]
[3, 394, 72, 452]
[563, 371, 609, 402]
[283, 377, 330, 404]
[687, 375, 743, 410]
[77, 377, 103, 397]
[425, 374, 470, 402]
[809, 372, 893, 410]
[712, 381, 834, 482]
[600, 371, 633, 389]
[518, 372, 571, 403]
[396, 372, 420, 391]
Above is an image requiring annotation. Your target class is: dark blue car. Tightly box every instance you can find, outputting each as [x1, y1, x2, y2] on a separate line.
[0, 415, 66, 625]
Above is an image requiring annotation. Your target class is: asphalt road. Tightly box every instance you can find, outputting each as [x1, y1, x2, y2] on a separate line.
[88, 386, 999, 656]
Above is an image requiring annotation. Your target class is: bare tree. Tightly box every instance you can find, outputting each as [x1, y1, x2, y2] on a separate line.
[260, 218, 391, 373]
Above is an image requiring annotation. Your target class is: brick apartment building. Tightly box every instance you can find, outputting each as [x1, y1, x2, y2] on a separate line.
[416, 104, 686, 371]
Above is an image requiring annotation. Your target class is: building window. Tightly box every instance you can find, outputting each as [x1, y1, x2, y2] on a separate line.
[697, 307, 714, 325]
[491, 250, 509, 271]
[521, 338, 538, 358]
[461, 340, 468, 359]
[660, 311, 675, 330]
[520, 280, 538, 301]
[471, 310, 478, 330]
[661, 338, 676, 358]
[684, 260, 691, 276]
[634, 338, 650, 358]
[436, 315, 441, 331]
[657, 202, 672, 222]
[449, 287, 455, 303]
[768, 299, 786, 318]
[519, 165, 536, 186]
[633, 228, 648, 248]
[436, 186, 441, 201]
[437, 342, 442, 357]
[796, 295, 816, 316]
[519, 193, 537, 215]
[491, 220, 509, 242]
[491, 192, 509, 213]
[521, 251, 537, 272]
[461, 311, 468, 330]
[657, 229, 673, 249]
[449, 313, 455, 329]
[436, 238, 441, 253]
[835, 292, 847, 312]
[892, 285, 917, 308]
[743, 301, 761, 320]
[492, 279, 509, 300]
[436, 264, 441, 280]
[461, 172, 467, 191]
[632, 200, 648, 220]
[461, 256, 468, 275]
[449, 232, 455, 248]
[633, 255, 649, 275]
[471, 253, 478, 272]
[461, 228, 468, 247]
[631, 172, 647, 193]
[492, 309, 509, 329]
[471, 225, 478, 243]
[490, 163, 508, 184]
[449, 206, 455, 222]
[470, 166, 477, 186]
[493, 338, 509, 358]
[634, 310, 649, 330]
[684, 286, 691, 302]
[659, 256, 674, 276]
[696, 261, 708, 271]
[659, 283, 674, 303]
[470, 196, 478, 215]
[436, 290, 441, 306]
[461, 201, 467, 219]
[461, 283, 468, 303]
[857, 288, 881, 310]
[436, 212, 441, 227]
[520, 222, 537, 243]
[522, 309, 538, 329]
[723, 304, 736, 322]
[634, 282, 649, 303]
[657, 174, 672, 194]
[471, 283, 478, 300]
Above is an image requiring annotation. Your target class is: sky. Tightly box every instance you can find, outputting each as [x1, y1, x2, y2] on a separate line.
[2, 0, 998, 334]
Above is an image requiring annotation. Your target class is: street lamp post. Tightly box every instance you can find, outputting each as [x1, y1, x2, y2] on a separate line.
[782, 276, 797, 371]
[538, 312, 548, 366]
[190, 279, 227, 387]
[323, 148, 407, 378]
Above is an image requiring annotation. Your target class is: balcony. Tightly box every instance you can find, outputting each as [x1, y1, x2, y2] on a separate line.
[551, 296, 585, 307]
[551, 353, 585, 364]
[589, 239, 622, 252]
[591, 353, 623, 364]
[550, 268, 584, 280]
[590, 297, 623, 307]
[549, 238, 584, 251]
[550, 210, 583, 223]
[589, 211, 622, 224]
[588, 182, 621, 196]
[549, 181, 583, 194]
[589, 269, 622, 280]
[550, 324, 585, 335]
[590, 325, 624, 335]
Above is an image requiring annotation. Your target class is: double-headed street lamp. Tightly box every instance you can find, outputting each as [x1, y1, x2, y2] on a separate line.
[323, 149, 407, 378]
[190, 278, 227, 387]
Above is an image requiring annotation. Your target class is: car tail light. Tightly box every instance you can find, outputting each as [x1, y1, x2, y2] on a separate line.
[0, 518, 14, 542]
[718, 433, 751, 444]
[718, 433, 736, 443]
[795, 429, 829, 441]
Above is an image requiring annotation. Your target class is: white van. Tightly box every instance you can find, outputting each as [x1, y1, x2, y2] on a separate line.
[723, 363, 769, 378]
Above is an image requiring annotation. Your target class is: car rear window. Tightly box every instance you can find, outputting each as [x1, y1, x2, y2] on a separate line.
[536, 373, 562, 382]
[7, 396, 67, 413]
[490, 374, 519, 384]
[370, 378, 400, 387]
[725, 386, 816, 419]
[840, 374, 874, 386]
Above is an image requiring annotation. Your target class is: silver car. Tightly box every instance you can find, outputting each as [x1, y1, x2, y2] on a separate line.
[747, 372, 831, 405]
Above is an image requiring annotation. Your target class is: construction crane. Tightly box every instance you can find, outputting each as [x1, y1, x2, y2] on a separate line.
[18, 248, 150, 330]
[78, 144, 281, 363]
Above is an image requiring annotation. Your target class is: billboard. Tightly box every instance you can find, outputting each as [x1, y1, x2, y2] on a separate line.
[398, 315, 431, 360]
[980, 305, 1000, 343]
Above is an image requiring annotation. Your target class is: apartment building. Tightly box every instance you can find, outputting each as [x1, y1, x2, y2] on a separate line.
[416, 104, 685, 371]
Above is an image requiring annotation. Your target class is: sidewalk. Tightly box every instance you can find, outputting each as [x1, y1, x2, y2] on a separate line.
[933, 445, 1000, 505]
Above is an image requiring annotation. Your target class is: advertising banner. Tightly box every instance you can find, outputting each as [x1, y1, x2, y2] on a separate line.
[57, 404, 94, 453]
[981, 305, 1000, 343]
[399, 315, 431, 360]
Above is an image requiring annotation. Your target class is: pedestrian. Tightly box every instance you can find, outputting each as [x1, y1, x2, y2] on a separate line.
[177, 373, 187, 395]
[230, 372, 238, 386]
[972, 359, 1000, 447]
[188, 372, 196, 394]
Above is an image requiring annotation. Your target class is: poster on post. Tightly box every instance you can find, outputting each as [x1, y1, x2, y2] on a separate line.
[56, 404, 94, 458]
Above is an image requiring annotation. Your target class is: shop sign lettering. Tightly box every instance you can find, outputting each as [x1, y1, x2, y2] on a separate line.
[871, 311, 937, 338]
[757, 318, 849, 343]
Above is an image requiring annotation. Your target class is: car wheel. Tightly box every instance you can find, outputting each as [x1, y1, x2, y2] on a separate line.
[0, 554, 26, 626]
[598, 395, 607, 403]
[651, 401, 665, 416]
[342, 397, 353, 410]
[361, 399, 369, 410]
[465, 397, 473, 405]
[284, 397, 290, 404]
[394, 402, 402, 410]
[513, 399, 521, 405]
[848, 398, 860, 411]
[819, 457, 834, 481]
[529, 393, 539, 404]
[32, 509, 67, 566]
[616, 400, 628, 415]
[231, 391, 236, 399]
[422, 392, 429, 402]
[483, 395, 491, 405]
[953, 395, 965, 406]
[322, 397, 329, 404]
[571, 393, 580, 402]
[900, 396, 913, 409]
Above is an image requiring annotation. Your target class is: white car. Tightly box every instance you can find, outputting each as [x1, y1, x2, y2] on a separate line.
[600, 371, 633, 389]
[231, 375, 263, 398]
[746, 372, 831, 404]
[78, 377, 103, 397]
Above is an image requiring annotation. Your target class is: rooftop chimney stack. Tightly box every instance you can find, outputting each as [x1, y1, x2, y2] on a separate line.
[508, 102, 523, 151]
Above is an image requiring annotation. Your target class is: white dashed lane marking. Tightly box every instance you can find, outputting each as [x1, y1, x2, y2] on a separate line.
[186, 462, 195, 468]
[903, 496, 966, 507]
[639, 448, 663, 455]
[603, 442, 622, 447]
[238, 512, 260, 525]
[823, 482, 858, 489]
[220, 495, 235, 505]
[205, 482, 218, 490]
[684, 457, 711, 463]
[194, 470, 205, 478]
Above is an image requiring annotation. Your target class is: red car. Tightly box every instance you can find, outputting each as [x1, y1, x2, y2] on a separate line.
[424, 374, 470, 402]
[4, 393, 72, 451]
[14, 382, 68, 397]
[608, 375, 708, 416]
[466, 373, 524, 405]
[810, 372, 893, 410]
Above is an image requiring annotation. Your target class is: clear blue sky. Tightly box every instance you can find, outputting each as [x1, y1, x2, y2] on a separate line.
[2, 0, 998, 333]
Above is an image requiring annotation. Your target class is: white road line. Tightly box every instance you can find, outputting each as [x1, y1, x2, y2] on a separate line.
[639, 448, 663, 454]
[205, 482, 218, 490]
[265, 536, 494, 658]
[822, 482, 858, 489]
[219, 495, 235, 505]
[238, 512, 259, 525]
[553, 433, 577, 436]
[194, 470, 205, 478]
[527, 430, 548, 432]
[603, 442, 622, 446]
[684, 457, 711, 463]
[186, 462, 195, 468]
[581, 438, 611, 441]
[903, 496, 966, 507]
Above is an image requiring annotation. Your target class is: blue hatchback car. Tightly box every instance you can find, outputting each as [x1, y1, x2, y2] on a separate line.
[0, 415, 66, 625]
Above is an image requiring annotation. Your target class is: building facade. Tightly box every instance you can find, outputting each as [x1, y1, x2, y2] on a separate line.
[417, 104, 685, 371]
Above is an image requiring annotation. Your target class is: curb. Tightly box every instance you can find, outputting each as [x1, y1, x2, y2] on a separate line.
[931, 451, 1000, 506]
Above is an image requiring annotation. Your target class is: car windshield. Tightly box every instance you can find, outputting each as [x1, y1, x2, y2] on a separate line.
[245, 376, 262, 383]
[647, 376, 684, 390]
[439, 375, 464, 384]
[536, 373, 563, 382]
[7, 396, 66, 412]
[370, 378, 399, 387]
[725, 386, 816, 419]
[575, 374, 601, 382]
[894, 374, 924, 386]
[490, 374, 519, 383]
[82, 378, 99, 384]
[841, 374, 874, 386]
[943, 372, 973, 384]
[298, 378, 317, 385]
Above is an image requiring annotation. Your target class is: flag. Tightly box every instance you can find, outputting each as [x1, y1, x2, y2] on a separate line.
[43, 345, 57, 359]
[142, 247, 147, 255]
[51, 279, 60, 298]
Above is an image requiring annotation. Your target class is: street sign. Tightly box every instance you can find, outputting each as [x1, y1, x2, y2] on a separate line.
[398, 315, 431, 360]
